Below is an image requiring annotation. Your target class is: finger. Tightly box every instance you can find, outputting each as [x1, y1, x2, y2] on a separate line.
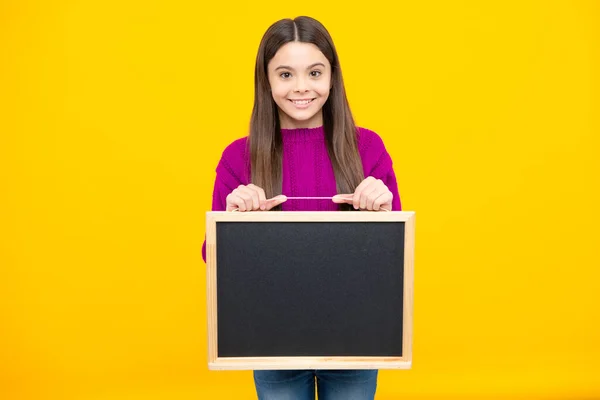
[366, 187, 384, 210]
[264, 195, 287, 210]
[238, 185, 260, 210]
[226, 190, 241, 211]
[364, 179, 386, 210]
[228, 193, 247, 212]
[248, 184, 267, 210]
[359, 179, 379, 210]
[235, 188, 255, 211]
[226, 200, 239, 212]
[353, 177, 376, 210]
[242, 184, 260, 210]
[373, 191, 393, 211]
[331, 194, 354, 204]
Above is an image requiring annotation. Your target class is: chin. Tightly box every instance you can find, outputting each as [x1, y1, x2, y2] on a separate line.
[288, 112, 317, 121]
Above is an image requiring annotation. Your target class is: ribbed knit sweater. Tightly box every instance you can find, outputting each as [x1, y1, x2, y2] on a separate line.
[202, 126, 401, 261]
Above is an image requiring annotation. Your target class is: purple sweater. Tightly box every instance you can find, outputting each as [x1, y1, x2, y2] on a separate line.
[202, 126, 401, 261]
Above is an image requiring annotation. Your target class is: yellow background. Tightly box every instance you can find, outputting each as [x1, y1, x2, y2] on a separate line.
[1, 1, 599, 399]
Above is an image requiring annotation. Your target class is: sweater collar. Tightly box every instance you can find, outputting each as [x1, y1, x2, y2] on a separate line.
[280, 125, 325, 143]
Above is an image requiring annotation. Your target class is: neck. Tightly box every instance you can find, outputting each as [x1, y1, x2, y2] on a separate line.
[278, 110, 324, 129]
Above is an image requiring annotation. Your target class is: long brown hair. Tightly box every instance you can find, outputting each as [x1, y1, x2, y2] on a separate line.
[249, 16, 364, 210]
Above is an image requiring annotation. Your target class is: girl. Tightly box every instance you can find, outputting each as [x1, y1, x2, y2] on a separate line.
[203, 16, 401, 400]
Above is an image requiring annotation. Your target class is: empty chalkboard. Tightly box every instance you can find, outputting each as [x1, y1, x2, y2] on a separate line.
[205, 211, 415, 370]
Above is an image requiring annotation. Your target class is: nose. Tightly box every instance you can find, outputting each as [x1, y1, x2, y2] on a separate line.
[294, 76, 308, 93]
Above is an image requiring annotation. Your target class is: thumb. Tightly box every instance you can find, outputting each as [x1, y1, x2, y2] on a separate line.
[332, 194, 354, 204]
[264, 195, 287, 210]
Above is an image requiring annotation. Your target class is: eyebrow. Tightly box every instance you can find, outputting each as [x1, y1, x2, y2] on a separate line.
[274, 62, 326, 71]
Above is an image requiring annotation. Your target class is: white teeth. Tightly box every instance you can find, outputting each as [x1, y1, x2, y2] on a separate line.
[292, 99, 313, 105]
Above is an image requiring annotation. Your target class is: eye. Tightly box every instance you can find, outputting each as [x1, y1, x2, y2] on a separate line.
[280, 72, 292, 79]
[310, 70, 322, 77]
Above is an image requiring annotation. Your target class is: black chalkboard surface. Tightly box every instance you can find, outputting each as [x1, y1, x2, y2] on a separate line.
[205, 211, 414, 370]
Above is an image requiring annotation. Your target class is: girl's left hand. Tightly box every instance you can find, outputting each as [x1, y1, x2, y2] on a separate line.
[332, 176, 393, 211]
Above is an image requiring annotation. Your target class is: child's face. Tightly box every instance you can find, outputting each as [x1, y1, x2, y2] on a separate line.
[267, 42, 331, 129]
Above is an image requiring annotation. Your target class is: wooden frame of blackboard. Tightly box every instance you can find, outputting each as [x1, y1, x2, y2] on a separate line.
[205, 211, 415, 370]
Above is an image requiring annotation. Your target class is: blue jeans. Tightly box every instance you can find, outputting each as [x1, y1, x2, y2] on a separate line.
[253, 369, 378, 400]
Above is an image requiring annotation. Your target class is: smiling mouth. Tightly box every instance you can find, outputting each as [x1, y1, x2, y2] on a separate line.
[288, 98, 316, 105]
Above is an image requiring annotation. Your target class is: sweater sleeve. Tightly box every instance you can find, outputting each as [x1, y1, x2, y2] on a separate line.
[202, 138, 250, 263]
[358, 127, 402, 211]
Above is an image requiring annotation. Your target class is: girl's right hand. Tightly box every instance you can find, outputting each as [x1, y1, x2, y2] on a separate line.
[225, 184, 287, 212]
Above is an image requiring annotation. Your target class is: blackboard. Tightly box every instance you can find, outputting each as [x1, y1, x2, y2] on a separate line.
[205, 211, 414, 370]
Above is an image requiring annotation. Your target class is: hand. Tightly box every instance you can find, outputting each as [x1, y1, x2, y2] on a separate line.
[226, 184, 287, 212]
[331, 176, 393, 211]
